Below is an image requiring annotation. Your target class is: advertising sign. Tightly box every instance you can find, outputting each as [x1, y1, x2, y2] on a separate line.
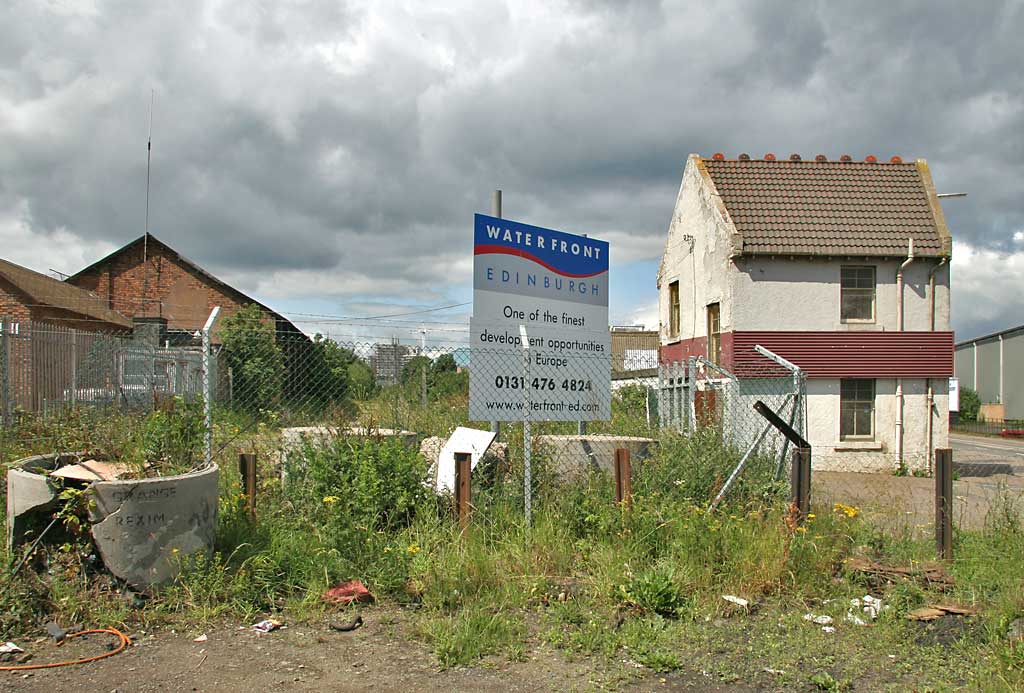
[949, 377, 960, 413]
[470, 214, 610, 421]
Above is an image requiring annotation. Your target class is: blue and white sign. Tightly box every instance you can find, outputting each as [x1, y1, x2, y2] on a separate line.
[470, 214, 611, 421]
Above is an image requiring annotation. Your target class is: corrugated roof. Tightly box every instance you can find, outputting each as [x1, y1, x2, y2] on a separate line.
[700, 157, 951, 257]
[0, 257, 132, 328]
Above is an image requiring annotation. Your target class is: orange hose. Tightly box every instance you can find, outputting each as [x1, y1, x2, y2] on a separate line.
[0, 628, 131, 671]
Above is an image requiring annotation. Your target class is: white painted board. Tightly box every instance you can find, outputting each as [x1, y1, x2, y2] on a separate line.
[436, 426, 497, 494]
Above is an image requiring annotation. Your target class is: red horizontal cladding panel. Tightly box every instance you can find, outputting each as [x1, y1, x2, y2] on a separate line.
[731, 331, 955, 378]
[660, 336, 706, 364]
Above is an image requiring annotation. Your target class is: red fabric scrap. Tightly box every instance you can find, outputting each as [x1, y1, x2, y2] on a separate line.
[323, 580, 375, 606]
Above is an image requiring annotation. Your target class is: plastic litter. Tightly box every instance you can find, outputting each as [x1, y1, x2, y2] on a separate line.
[193, 634, 208, 642]
[323, 580, 375, 606]
[0, 643, 24, 658]
[722, 595, 749, 608]
[821, 626, 836, 634]
[252, 619, 284, 633]
[803, 613, 833, 626]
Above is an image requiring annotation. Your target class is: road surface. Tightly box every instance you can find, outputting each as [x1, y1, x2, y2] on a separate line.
[951, 432, 1024, 476]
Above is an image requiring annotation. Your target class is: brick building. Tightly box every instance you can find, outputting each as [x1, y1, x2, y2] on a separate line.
[1, 257, 131, 332]
[65, 233, 303, 343]
[1, 257, 132, 414]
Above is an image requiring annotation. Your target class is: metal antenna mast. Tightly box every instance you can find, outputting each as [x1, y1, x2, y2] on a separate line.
[145, 89, 154, 239]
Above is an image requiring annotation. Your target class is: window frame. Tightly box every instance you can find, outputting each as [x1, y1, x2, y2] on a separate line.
[839, 378, 875, 440]
[706, 302, 721, 364]
[840, 265, 876, 323]
[668, 281, 680, 339]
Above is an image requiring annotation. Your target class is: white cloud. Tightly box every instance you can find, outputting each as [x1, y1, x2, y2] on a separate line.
[951, 240, 1024, 338]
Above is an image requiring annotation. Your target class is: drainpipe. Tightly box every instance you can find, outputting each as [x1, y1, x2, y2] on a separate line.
[895, 238, 915, 471]
[926, 257, 948, 473]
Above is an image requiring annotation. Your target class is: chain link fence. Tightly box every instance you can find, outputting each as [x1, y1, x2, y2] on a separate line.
[3, 313, 1021, 540]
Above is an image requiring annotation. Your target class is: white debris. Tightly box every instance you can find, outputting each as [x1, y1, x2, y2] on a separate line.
[803, 613, 833, 626]
[846, 594, 884, 625]
[822, 626, 836, 634]
[722, 595, 749, 608]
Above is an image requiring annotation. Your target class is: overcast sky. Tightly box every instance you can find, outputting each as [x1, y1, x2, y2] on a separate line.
[2, 0, 1022, 344]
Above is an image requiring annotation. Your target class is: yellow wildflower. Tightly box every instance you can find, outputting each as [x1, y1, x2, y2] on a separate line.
[323, 495, 340, 505]
[833, 502, 859, 518]
[407, 543, 421, 555]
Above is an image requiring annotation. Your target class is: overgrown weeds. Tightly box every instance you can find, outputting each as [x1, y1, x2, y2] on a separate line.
[2, 420, 1023, 689]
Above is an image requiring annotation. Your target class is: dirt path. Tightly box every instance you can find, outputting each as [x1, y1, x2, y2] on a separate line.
[0, 610, 707, 693]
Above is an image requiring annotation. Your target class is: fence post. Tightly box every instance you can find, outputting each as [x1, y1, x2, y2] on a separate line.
[614, 448, 632, 509]
[935, 448, 953, 560]
[687, 356, 697, 432]
[239, 453, 257, 521]
[202, 307, 220, 468]
[791, 446, 811, 522]
[1, 317, 9, 427]
[454, 451, 471, 532]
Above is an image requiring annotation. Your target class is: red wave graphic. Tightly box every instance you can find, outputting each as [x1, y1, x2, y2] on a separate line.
[474, 244, 605, 278]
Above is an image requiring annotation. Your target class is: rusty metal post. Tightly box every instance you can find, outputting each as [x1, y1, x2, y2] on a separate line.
[614, 448, 632, 509]
[791, 446, 811, 523]
[935, 448, 953, 560]
[454, 451, 471, 531]
[239, 453, 257, 521]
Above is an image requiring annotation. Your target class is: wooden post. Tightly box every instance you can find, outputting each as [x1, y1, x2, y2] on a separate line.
[790, 446, 811, 523]
[614, 448, 632, 509]
[239, 453, 257, 521]
[935, 448, 953, 560]
[454, 451, 471, 531]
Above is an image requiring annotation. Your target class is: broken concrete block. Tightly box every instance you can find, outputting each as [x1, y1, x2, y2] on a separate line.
[89, 464, 219, 589]
[6, 453, 75, 550]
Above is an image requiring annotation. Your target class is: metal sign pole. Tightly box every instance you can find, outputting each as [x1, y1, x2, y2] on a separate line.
[490, 189, 502, 442]
[520, 324, 531, 526]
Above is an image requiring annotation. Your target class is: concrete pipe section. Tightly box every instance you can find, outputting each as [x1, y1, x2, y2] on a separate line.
[6, 453, 219, 589]
[535, 435, 657, 481]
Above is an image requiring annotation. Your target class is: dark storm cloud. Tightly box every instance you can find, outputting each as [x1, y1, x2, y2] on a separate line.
[1, 0, 1022, 337]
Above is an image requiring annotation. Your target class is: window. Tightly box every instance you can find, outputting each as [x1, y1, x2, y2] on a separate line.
[840, 379, 875, 439]
[706, 302, 721, 364]
[841, 266, 875, 322]
[668, 281, 680, 339]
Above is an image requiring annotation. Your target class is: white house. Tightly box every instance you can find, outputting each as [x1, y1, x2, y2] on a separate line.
[657, 153, 954, 473]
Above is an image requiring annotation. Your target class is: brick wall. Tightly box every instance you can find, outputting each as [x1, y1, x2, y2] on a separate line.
[0, 278, 32, 323]
[69, 240, 255, 339]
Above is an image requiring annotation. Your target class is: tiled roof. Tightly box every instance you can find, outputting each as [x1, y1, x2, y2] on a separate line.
[701, 157, 950, 257]
[0, 257, 132, 328]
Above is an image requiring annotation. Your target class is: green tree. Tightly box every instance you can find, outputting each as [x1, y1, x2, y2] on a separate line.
[959, 386, 981, 422]
[307, 334, 356, 406]
[401, 355, 432, 386]
[431, 353, 457, 376]
[347, 360, 376, 399]
[221, 304, 285, 413]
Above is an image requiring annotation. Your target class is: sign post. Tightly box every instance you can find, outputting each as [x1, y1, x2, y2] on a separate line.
[470, 214, 610, 522]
